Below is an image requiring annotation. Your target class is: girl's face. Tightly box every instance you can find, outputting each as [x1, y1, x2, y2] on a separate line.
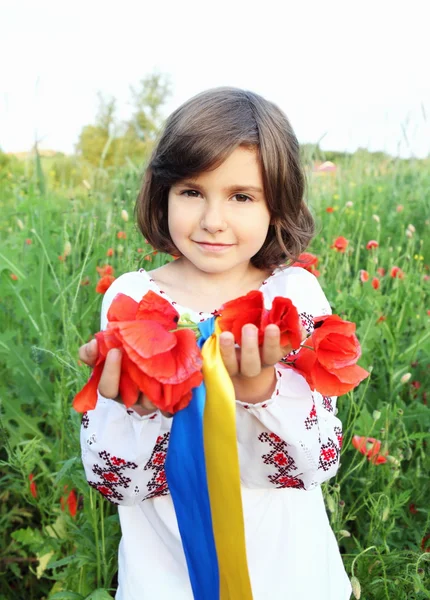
[167, 146, 271, 277]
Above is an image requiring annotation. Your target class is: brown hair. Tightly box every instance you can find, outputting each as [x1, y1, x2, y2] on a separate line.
[135, 87, 315, 269]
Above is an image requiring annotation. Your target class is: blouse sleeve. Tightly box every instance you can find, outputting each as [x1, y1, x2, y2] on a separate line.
[235, 268, 343, 491]
[79, 272, 172, 506]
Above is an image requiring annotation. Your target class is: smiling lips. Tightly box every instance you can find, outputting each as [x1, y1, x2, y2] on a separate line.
[194, 241, 234, 252]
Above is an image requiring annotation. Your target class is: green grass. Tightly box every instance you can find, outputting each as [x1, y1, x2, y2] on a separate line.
[0, 152, 429, 599]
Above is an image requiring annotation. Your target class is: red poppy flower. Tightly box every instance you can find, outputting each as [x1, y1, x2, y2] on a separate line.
[29, 474, 37, 498]
[117, 231, 127, 239]
[96, 275, 116, 294]
[25, 238, 32, 245]
[292, 253, 320, 276]
[360, 270, 369, 283]
[60, 486, 78, 517]
[351, 436, 387, 464]
[96, 264, 114, 277]
[218, 290, 302, 349]
[107, 248, 114, 257]
[421, 534, 430, 552]
[330, 236, 349, 253]
[326, 207, 334, 213]
[10, 273, 18, 281]
[371, 277, 380, 290]
[377, 267, 386, 276]
[80, 276, 90, 286]
[290, 315, 369, 396]
[409, 503, 417, 515]
[366, 240, 379, 250]
[73, 291, 203, 414]
[390, 266, 405, 279]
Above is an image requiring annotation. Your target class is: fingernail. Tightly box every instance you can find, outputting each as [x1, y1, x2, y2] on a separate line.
[244, 326, 257, 338]
[110, 349, 122, 361]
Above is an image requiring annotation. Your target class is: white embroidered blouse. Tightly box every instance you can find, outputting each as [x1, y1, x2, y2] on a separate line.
[80, 266, 352, 600]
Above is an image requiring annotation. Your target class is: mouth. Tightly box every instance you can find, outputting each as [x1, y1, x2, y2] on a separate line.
[194, 241, 234, 252]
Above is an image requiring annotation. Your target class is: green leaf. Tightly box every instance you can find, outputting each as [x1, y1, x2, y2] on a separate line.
[84, 590, 114, 600]
[49, 593, 85, 600]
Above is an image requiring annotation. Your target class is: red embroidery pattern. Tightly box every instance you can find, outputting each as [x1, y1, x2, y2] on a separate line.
[144, 433, 170, 500]
[318, 439, 340, 471]
[304, 402, 318, 430]
[334, 426, 343, 449]
[89, 451, 138, 505]
[258, 432, 304, 489]
[322, 395, 334, 412]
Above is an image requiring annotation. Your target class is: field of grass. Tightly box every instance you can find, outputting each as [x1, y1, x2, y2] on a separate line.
[0, 151, 429, 599]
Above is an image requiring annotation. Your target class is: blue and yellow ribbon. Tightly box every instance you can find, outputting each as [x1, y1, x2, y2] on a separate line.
[165, 318, 253, 600]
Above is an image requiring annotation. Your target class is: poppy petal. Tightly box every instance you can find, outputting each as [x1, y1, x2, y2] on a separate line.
[107, 294, 138, 322]
[73, 363, 104, 412]
[136, 290, 180, 329]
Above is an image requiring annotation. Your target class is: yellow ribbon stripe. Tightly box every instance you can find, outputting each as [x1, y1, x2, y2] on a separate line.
[202, 320, 253, 600]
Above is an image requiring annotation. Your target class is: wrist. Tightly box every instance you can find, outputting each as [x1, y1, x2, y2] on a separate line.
[235, 367, 277, 405]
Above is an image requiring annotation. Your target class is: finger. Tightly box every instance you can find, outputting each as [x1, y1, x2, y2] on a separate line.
[98, 349, 122, 399]
[300, 324, 308, 342]
[262, 324, 282, 366]
[219, 331, 239, 376]
[78, 338, 98, 366]
[239, 325, 261, 378]
[136, 393, 172, 419]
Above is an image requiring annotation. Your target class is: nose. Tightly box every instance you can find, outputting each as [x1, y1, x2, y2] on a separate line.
[200, 201, 227, 233]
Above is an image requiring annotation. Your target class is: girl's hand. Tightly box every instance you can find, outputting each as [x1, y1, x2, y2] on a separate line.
[219, 323, 308, 404]
[78, 340, 166, 417]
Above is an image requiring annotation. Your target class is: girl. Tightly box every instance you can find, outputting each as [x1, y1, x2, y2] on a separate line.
[79, 87, 352, 599]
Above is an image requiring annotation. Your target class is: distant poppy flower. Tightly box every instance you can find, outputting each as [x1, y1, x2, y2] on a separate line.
[366, 240, 379, 250]
[96, 264, 114, 277]
[29, 474, 37, 498]
[67, 490, 78, 517]
[409, 503, 418, 515]
[137, 248, 143, 253]
[107, 248, 114, 257]
[292, 253, 320, 276]
[376, 315, 386, 323]
[371, 277, 380, 290]
[61, 488, 78, 518]
[377, 267, 386, 276]
[396, 205, 404, 212]
[360, 270, 369, 283]
[326, 207, 334, 213]
[352, 436, 388, 464]
[424, 275, 430, 282]
[421, 534, 430, 553]
[80, 276, 90, 286]
[144, 255, 152, 262]
[73, 291, 203, 414]
[117, 231, 127, 239]
[330, 236, 349, 253]
[25, 238, 32, 245]
[10, 273, 18, 281]
[390, 266, 405, 279]
[96, 275, 115, 294]
[411, 381, 421, 389]
[58, 255, 65, 262]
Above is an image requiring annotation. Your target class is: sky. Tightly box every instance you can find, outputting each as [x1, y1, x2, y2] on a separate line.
[1, 0, 429, 159]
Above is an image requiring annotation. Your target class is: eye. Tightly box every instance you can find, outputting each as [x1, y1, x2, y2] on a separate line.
[181, 189, 201, 198]
[233, 193, 252, 203]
